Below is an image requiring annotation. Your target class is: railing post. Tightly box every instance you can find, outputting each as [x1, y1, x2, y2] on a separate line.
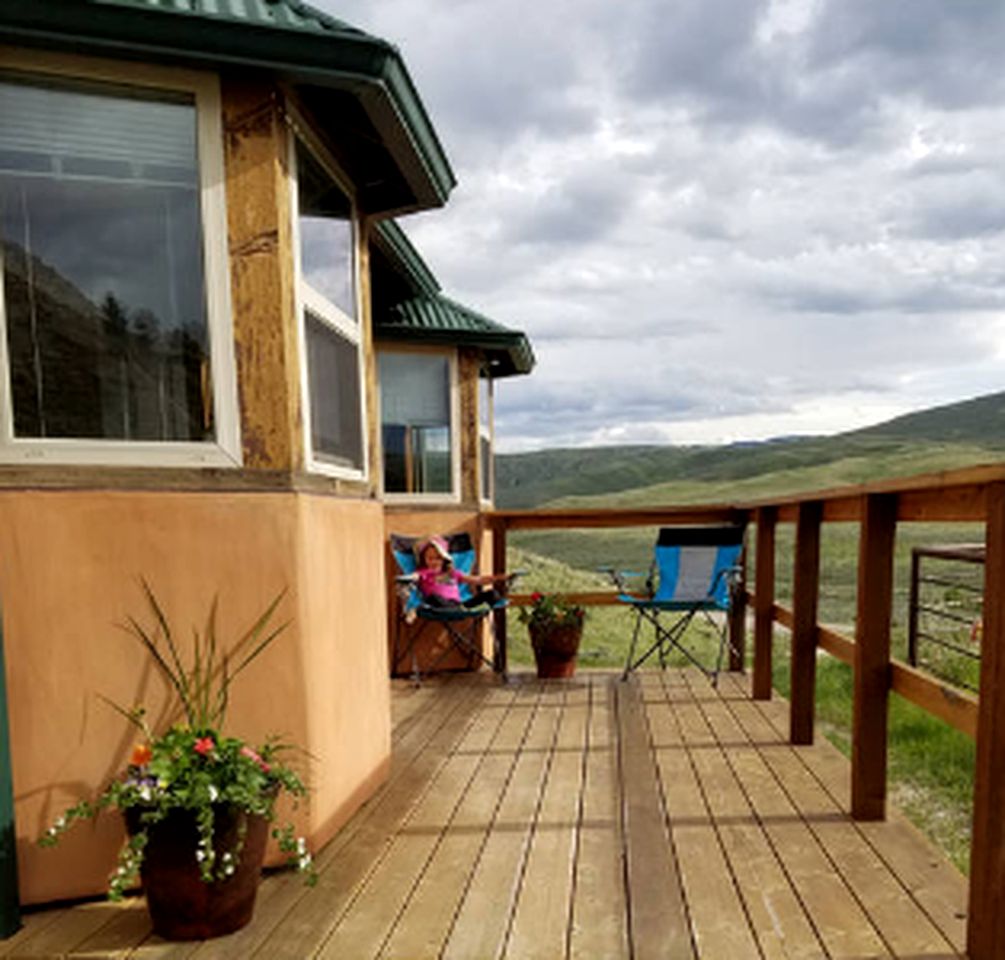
[728, 540, 747, 672]
[790, 500, 821, 745]
[967, 481, 1005, 960]
[753, 507, 776, 700]
[851, 493, 897, 820]
[907, 548, 920, 666]
[492, 517, 508, 675]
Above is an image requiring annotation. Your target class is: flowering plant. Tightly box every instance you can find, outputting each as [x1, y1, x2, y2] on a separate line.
[40, 583, 316, 900]
[518, 591, 586, 631]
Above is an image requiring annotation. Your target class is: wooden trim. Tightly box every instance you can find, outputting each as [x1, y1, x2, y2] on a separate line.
[968, 481, 1005, 960]
[790, 501, 821, 745]
[890, 661, 977, 738]
[728, 541, 748, 671]
[852, 493, 897, 821]
[491, 506, 748, 531]
[491, 517, 507, 674]
[753, 507, 776, 700]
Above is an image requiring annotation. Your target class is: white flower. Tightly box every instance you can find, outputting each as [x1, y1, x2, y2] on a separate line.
[296, 837, 307, 855]
[138, 785, 152, 802]
[207, 784, 219, 802]
[54, 816, 66, 829]
[195, 849, 206, 862]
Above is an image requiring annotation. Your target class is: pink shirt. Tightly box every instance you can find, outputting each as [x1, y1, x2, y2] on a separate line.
[417, 567, 462, 603]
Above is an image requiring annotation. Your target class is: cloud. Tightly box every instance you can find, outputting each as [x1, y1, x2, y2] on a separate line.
[319, 0, 1005, 452]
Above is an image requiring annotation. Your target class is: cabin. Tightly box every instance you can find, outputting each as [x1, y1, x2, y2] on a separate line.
[0, 0, 532, 905]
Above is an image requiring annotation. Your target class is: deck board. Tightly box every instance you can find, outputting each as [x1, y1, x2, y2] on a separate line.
[7, 670, 968, 959]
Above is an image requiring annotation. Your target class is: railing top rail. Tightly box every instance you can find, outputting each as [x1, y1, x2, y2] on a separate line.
[490, 460, 1005, 528]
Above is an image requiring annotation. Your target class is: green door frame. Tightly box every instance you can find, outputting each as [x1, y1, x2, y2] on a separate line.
[0, 609, 20, 938]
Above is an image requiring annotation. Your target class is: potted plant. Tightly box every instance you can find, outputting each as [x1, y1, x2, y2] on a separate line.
[40, 582, 316, 941]
[519, 592, 586, 678]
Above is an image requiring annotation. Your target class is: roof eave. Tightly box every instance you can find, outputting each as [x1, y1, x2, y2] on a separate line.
[0, 0, 456, 214]
[375, 326, 535, 378]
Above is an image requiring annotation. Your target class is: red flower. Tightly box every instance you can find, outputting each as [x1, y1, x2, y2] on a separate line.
[531, 592, 543, 603]
[241, 745, 271, 774]
[130, 743, 152, 767]
[193, 736, 215, 756]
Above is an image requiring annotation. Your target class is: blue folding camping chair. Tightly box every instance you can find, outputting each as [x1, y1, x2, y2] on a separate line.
[390, 532, 509, 684]
[602, 525, 746, 686]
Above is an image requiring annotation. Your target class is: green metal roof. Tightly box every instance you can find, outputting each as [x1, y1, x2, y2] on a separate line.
[372, 221, 441, 298]
[0, 0, 456, 215]
[370, 221, 535, 378]
[380, 294, 536, 379]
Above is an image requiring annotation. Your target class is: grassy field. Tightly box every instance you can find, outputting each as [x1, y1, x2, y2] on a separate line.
[507, 530, 981, 873]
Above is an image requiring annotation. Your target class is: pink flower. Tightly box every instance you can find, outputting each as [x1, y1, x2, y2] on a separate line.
[193, 736, 215, 756]
[241, 745, 271, 774]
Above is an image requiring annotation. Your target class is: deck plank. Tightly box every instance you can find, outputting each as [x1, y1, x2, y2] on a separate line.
[616, 677, 696, 960]
[6, 670, 974, 960]
[379, 690, 526, 959]
[442, 685, 555, 960]
[722, 672, 969, 954]
[677, 679, 828, 959]
[569, 680, 628, 960]
[506, 686, 588, 960]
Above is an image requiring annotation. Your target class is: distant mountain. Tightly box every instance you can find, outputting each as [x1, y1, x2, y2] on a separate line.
[495, 390, 1005, 508]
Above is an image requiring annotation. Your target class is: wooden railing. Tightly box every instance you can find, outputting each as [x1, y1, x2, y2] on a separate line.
[488, 461, 1005, 959]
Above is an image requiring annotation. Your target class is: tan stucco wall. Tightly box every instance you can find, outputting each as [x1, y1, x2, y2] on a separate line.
[383, 509, 497, 675]
[4, 489, 389, 905]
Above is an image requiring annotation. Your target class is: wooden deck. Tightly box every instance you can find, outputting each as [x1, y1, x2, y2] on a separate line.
[3, 669, 968, 958]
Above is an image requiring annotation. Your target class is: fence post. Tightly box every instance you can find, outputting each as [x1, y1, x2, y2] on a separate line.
[492, 517, 508, 675]
[728, 541, 747, 672]
[0, 604, 20, 939]
[851, 493, 897, 821]
[790, 500, 821, 745]
[907, 549, 920, 666]
[753, 507, 776, 700]
[967, 481, 1005, 959]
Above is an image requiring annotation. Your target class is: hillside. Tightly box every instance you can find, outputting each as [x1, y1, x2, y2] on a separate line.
[495, 390, 1005, 508]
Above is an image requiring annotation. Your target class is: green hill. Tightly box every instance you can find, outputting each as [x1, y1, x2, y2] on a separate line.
[496, 390, 1005, 508]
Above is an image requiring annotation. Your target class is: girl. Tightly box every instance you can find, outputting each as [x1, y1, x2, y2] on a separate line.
[414, 536, 512, 609]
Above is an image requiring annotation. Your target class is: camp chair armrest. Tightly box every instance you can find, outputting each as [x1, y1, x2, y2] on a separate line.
[598, 567, 647, 593]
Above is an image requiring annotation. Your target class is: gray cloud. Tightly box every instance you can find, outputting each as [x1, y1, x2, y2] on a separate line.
[320, 0, 1005, 451]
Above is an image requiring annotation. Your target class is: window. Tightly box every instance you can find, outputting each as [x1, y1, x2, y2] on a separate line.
[0, 59, 239, 465]
[379, 350, 457, 497]
[479, 374, 494, 502]
[293, 138, 364, 477]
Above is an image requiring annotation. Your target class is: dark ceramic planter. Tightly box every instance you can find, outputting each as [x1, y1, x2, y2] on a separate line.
[126, 804, 269, 941]
[529, 622, 582, 678]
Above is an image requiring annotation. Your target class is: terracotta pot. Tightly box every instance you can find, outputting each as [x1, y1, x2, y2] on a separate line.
[529, 622, 582, 678]
[126, 804, 269, 941]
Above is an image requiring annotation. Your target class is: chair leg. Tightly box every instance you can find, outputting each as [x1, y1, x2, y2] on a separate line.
[621, 612, 645, 681]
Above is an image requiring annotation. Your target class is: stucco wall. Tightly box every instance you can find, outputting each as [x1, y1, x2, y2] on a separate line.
[3, 489, 389, 904]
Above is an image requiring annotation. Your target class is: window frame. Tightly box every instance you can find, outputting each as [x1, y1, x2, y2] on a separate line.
[0, 46, 241, 467]
[288, 122, 368, 482]
[478, 373, 495, 506]
[378, 345, 461, 504]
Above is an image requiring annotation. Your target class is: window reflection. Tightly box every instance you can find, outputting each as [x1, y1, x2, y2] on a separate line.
[379, 351, 452, 494]
[0, 76, 212, 441]
[296, 142, 355, 321]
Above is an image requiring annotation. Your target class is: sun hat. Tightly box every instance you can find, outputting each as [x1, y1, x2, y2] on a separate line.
[416, 535, 451, 565]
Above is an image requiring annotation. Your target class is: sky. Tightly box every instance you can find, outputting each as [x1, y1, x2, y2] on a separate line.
[321, 0, 1005, 453]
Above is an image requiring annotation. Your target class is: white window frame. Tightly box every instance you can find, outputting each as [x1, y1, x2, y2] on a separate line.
[0, 47, 241, 467]
[288, 124, 368, 482]
[378, 345, 461, 504]
[478, 374, 495, 506]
